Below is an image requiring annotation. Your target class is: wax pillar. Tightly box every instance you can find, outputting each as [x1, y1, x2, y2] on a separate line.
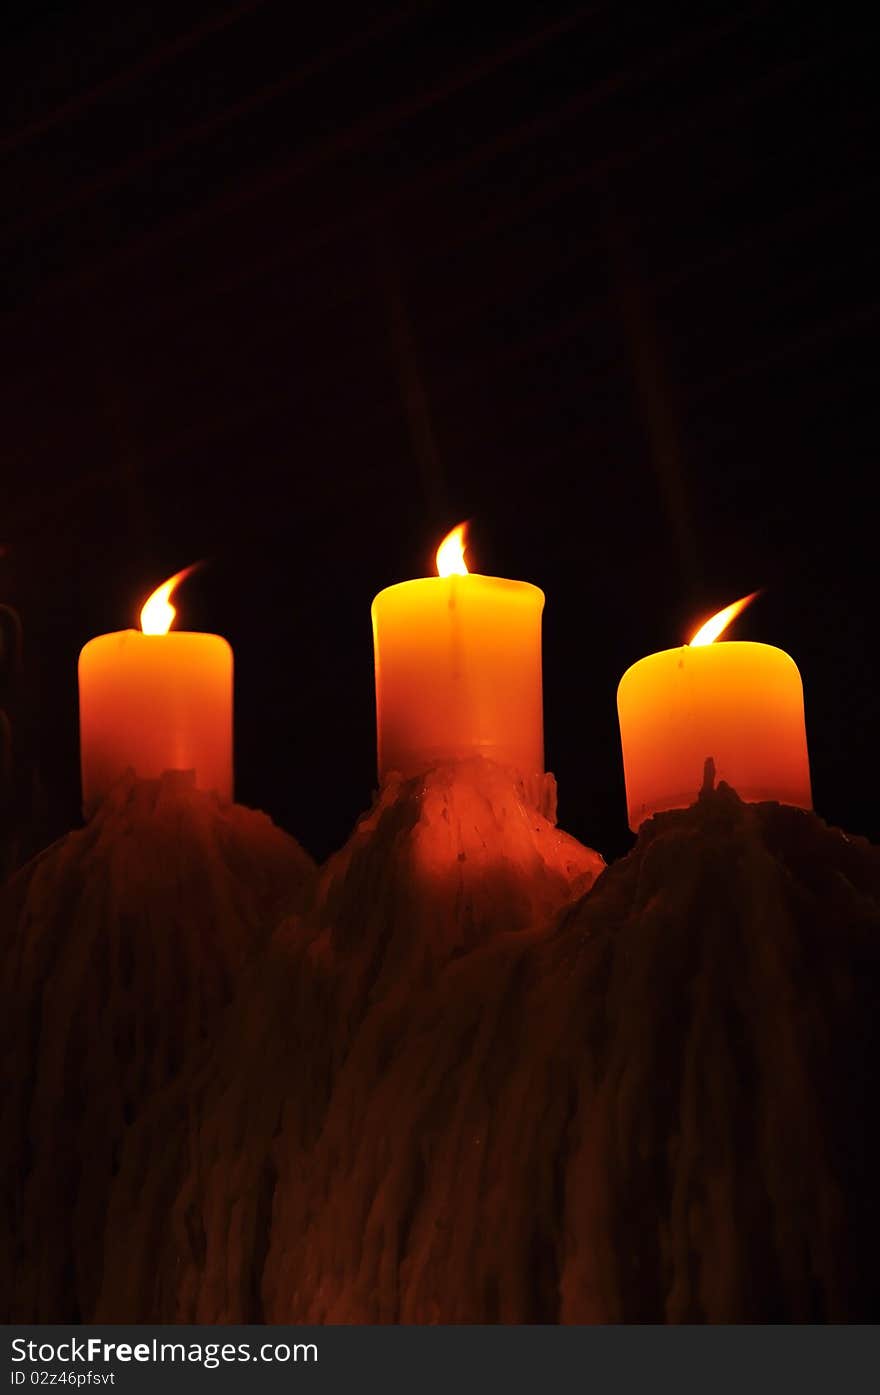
[79, 570, 233, 816]
[617, 640, 811, 832]
[371, 573, 544, 783]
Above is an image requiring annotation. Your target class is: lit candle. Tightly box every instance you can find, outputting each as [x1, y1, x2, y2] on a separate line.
[617, 593, 812, 831]
[78, 567, 233, 817]
[371, 524, 544, 783]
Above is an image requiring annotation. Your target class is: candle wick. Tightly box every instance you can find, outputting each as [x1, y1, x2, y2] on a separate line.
[700, 756, 716, 799]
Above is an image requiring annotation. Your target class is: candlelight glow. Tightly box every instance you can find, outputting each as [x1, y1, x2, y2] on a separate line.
[140, 565, 196, 636]
[689, 591, 760, 647]
[436, 524, 469, 578]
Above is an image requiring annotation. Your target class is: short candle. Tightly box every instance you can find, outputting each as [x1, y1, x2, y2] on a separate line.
[617, 593, 812, 831]
[78, 566, 233, 817]
[371, 524, 544, 784]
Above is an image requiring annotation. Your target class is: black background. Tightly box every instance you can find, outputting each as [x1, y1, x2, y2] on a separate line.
[2, 1, 877, 864]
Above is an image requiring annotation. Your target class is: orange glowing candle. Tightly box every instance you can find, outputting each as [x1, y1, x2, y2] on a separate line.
[617, 593, 812, 832]
[371, 524, 544, 783]
[78, 566, 233, 817]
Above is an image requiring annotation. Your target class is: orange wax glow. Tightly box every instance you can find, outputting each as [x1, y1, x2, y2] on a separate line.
[78, 567, 233, 817]
[617, 593, 812, 832]
[371, 524, 545, 783]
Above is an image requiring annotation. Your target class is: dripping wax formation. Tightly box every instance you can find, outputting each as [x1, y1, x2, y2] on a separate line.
[78, 565, 233, 816]
[617, 592, 811, 830]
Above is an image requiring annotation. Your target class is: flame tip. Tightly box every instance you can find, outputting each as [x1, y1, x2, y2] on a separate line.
[139, 563, 198, 635]
[436, 522, 469, 577]
[689, 590, 761, 646]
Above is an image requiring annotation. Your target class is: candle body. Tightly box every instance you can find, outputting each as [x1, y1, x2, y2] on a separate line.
[79, 630, 233, 816]
[371, 575, 544, 783]
[617, 640, 811, 832]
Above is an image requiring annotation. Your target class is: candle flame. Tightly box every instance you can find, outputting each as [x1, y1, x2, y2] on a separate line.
[689, 591, 760, 646]
[140, 565, 197, 635]
[436, 523, 469, 578]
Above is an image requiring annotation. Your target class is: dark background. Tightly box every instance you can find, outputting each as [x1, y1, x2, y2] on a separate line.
[1, 1, 877, 865]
